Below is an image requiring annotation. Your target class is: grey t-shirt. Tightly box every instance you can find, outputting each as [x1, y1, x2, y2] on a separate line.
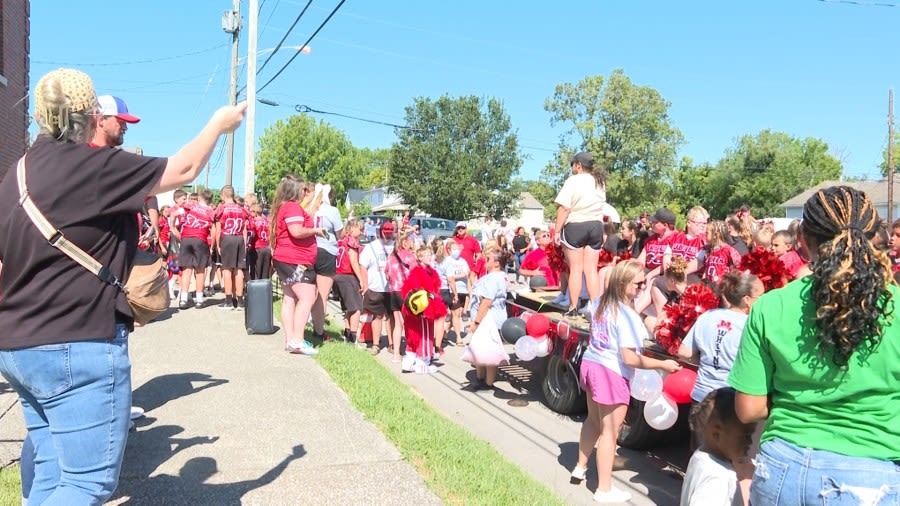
[314, 203, 343, 255]
[681, 308, 748, 402]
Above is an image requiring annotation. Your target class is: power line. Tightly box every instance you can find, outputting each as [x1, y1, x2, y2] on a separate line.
[255, 0, 347, 95]
[32, 43, 228, 67]
[258, 0, 282, 40]
[293, 104, 412, 129]
[256, 0, 314, 77]
[818, 0, 899, 6]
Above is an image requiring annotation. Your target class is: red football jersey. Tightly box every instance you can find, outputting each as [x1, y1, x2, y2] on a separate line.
[215, 202, 250, 236]
[180, 204, 215, 241]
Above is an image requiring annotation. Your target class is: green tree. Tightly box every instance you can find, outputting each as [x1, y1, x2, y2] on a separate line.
[543, 69, 685, 217]
[712, 130, 843, 218]
[255, 113, 364, 203]
[879, 139, 900, 178]
[388, 95, 522, 220]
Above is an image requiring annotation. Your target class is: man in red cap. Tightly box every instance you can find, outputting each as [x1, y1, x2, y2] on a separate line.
[91, 95, 140, 148]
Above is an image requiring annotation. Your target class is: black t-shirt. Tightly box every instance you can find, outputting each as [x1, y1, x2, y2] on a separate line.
[512, 235, 528, 253]
[0, 135, 166, 348]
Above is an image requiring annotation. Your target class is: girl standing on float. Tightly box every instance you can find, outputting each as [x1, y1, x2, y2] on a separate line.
[554, 151, 607, 317]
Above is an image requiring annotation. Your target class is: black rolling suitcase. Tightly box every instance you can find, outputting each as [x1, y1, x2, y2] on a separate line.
[245, 279, 275, 334]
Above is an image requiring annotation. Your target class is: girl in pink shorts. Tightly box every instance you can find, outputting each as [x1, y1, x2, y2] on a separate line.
[570, 260, 681, 503]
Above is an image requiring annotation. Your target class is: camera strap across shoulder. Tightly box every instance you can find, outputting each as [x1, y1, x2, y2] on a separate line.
[15, 155, 126, 291]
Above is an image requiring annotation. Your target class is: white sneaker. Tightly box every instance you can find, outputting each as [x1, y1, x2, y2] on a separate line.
[593, 486, 631, 503]
[129, 406, 145, 420]
[570, 466, 587, 482]
[401, 353, 416, 372]
[414, 360, 438, 374]
[286, 340, 318, 356]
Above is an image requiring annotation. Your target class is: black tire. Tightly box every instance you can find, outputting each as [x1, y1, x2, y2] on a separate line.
[542, 352, 586, 415]
[617, 396, 667, 451]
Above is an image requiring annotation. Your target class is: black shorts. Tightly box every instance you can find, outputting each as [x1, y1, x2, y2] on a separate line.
[274, 260, 316, 286]
[362, 290, 392, 316]
[314, 248, 337, 277]
[440, 289, 468, 310]
[560, 221, 604, 250]
[219, 235, 247, 270]
[179, 237, 210, 269]
[333, 274, 363, 313]
[388, 291, 404, 313]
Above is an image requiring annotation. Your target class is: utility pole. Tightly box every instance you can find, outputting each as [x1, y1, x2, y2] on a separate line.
[244, 0, 258, 197]
[223, 1, 241, 187]
[889, 89, 895, 223]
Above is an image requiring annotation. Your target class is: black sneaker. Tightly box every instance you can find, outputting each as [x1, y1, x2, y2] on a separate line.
[218, 300, 234, 311]
[203, 287, 214, 298]
[178, 300, 191, 310]
[562, 308, 579, 318]
[235, 298, 245, 311]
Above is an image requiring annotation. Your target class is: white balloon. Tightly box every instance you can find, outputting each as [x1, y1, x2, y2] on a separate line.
[630, 369, 664, 402]
[643, 393, 678, 431]
[514, 336, 537, 361]
[533, 335, 550, 358]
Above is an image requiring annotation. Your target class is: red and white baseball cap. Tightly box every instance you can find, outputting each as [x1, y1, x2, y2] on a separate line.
[97, 95, 140, 123]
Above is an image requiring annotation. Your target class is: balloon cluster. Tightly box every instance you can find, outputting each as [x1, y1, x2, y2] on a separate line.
[630, 368, 697, 430]
[739, 246, 792, 291]
[654, 283, 719, 355]
[509, 313, 552, 362]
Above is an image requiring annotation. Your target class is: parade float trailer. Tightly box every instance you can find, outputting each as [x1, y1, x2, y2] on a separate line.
[506, 289, 694, 451]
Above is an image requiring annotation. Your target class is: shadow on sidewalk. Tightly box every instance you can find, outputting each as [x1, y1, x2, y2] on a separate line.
[556, 441, 683, 505]
[132, 372, 228, 413]
[113, 442, 306, 505]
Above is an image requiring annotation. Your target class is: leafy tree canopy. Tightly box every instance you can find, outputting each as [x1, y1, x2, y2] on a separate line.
[388, 95, 522, 220]
[705, 129, 843, 218]
[255, 113, 364, 204]
[543, 69, 685, 217]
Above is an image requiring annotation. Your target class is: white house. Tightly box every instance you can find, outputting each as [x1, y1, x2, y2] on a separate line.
[781, 175, 900, 221]
[509, 192, 547, 231]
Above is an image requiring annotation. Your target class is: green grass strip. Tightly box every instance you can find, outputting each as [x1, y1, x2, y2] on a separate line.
[0, 464, 20, 504]
[316, 341, 566, 506]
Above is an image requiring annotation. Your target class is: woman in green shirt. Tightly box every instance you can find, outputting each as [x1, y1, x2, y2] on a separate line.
[729, 186, 900, 505]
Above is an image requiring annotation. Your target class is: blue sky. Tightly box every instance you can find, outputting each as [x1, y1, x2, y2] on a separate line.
[28, 0, 900, 196]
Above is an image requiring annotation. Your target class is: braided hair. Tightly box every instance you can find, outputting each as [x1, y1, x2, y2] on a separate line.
[801, 186, 893, 367]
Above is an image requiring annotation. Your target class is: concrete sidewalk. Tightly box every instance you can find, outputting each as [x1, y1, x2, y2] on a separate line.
[0, 297, 441, 505]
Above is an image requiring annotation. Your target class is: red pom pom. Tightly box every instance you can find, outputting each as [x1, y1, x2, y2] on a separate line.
[544, 243, 569, 274]
[739, 247, 792, 292]
[597, 249, 614, 268]
[654, 284, 718, 355]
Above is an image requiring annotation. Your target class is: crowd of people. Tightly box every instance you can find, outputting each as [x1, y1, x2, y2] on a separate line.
[545, 153, 898, 504]
[0, 68, 896, 505]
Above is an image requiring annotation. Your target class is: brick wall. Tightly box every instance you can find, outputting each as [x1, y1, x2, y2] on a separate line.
[0, 0, 30, 182]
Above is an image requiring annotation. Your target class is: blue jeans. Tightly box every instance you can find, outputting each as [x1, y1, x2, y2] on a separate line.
[514, 252, 525, 281]
[0, 324, 132, 505]
[752, 438, 900, 505]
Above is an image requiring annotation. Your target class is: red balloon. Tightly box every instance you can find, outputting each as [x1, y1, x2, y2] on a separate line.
[525, 313, 550, 337]
[662, 368, 697, 405]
